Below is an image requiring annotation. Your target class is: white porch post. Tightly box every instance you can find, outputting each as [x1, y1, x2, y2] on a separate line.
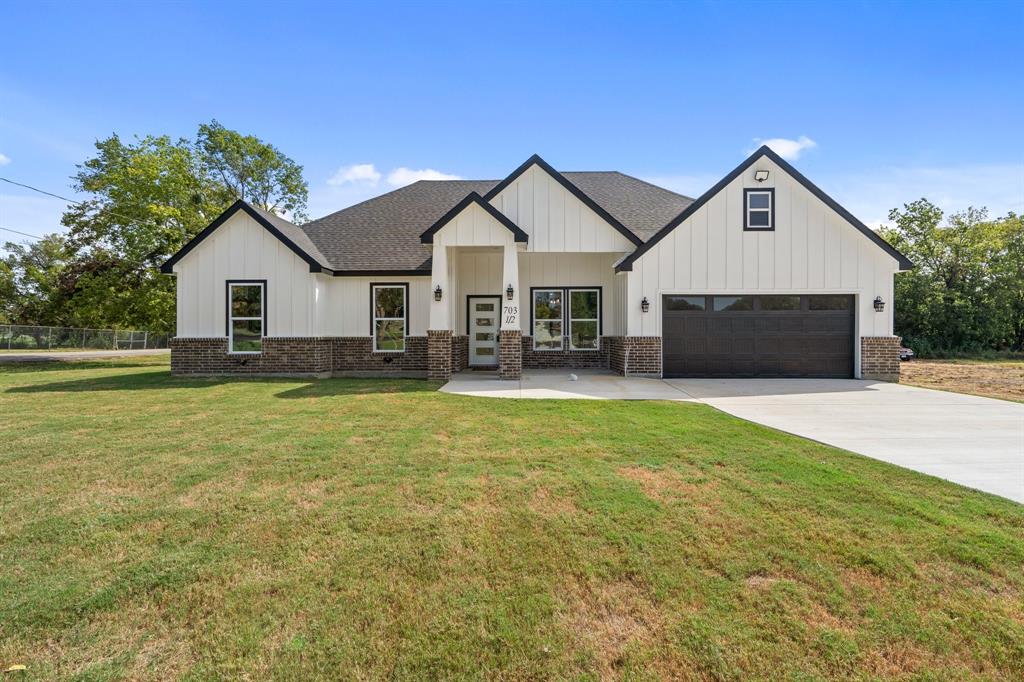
[500, 240, 521, 331]
[429, 243, 450, 331]
[498, 239, 522, 379]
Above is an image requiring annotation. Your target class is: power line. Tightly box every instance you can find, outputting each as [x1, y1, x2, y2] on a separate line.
[0, 175, 157, 228]
[0, 226, 43, 240]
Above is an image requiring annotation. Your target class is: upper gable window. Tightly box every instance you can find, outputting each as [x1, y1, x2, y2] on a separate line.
[744, 188, 774, 231]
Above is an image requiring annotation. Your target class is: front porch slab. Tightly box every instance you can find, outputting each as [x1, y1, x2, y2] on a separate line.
[439, 369, 694, 401]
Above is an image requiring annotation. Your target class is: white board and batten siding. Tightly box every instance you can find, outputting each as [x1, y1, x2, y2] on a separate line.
[321, 277, 432, 337]
[173, 212, 326, 338]
[489, 165, 635, 253]
[626, 157, 900, 352]
[519, 253, 625, 336]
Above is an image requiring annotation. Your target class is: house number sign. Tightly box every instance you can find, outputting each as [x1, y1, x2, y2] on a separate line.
[503, 305, 518, 326]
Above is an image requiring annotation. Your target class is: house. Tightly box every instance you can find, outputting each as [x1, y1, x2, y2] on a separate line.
[161, 147, 911, 382]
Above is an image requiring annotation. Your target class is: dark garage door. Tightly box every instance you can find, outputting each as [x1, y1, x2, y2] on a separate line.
[662, 294, 854, 378]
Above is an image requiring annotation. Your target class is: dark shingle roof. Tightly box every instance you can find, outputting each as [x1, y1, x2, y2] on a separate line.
[298, 172, 693, 273]
[246, 204, 333, 268]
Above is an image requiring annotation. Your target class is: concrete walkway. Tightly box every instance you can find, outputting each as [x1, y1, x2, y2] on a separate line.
[442, 371, 1024, 503]
[0, 348, 170, 363]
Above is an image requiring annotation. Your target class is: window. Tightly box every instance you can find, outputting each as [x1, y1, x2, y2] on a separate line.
[664, 295, 705, 311]
[744, 188, 774, 230]
[809, 295, 851, 311]
[533, 289, 563, 350]
[713, 296, 754, 312]
[759, 295, 801, 311]
[227, 281, 265, 353]
[569, 289, 600, 350]
[372, 284, 407, 352]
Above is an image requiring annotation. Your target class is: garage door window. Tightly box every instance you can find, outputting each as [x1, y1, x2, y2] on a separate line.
[809, 295, 851, 311]
[665, 295, 705, 311]
[713, 296, 754, 312]
[759, 295, 801, 311]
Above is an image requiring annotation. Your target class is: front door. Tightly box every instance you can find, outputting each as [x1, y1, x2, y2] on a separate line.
[468, 296, 500, 367]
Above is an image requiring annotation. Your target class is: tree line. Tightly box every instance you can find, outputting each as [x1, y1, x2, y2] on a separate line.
[0, 121, 307, 333]
[2, 125, 1022, 356]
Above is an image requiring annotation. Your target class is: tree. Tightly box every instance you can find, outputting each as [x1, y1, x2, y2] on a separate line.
[54, 122, 308, 332]
[197, 120, 308, 221]
[0, 235, 72, 326]
[881, 200, 1024, 355]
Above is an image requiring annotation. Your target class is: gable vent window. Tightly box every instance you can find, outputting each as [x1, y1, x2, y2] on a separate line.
[744, 188, 774, 231]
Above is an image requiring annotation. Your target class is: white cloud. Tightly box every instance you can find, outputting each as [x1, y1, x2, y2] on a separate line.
[830, 163, 1024, 229]
[386, 167, 462, 187]
[0, 153, 10, 166]
[327, 163, 381, 186]
[750, 136, 818, 161]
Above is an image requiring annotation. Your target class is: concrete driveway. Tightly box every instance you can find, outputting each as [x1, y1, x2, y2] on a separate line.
[442, 371, 1024, 503]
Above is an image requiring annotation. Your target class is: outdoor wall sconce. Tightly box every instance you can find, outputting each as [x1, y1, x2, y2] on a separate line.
[754, 169, 770, 182]
[873, 296, 885, 312]
[433, 285, 443, 302]
[641, 297, 650, 313]
[506, 284, 515, 300]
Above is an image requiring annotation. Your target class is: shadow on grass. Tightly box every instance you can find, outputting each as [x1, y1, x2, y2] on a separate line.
[4, 369, 439, 397]
[0, 360, 167, 374]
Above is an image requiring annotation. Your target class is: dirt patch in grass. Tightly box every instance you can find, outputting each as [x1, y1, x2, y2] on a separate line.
[901, 359, 1024, 402]
[528, 485, 579, 516]
[617, 465, 712, 503]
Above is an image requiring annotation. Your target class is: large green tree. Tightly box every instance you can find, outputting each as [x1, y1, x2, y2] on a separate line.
[49, 122, 308, 332]
[881, 200, 1023, 354]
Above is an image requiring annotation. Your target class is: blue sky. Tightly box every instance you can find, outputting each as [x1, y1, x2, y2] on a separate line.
[1, 0, 1022, 246]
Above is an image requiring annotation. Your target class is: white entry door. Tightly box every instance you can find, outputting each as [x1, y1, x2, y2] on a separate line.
[468, 296, 500, 366]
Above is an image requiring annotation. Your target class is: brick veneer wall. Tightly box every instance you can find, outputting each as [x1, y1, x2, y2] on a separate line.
[452, 335, 469, 372]
[499, 330, 522, 380]
[331, 336, 427, 376]
[521, 336, 610, 369]
[171, 336, 428, 377]
[607, 336, 662, 377]
[861, 335, 901, 382]
[170, 337, 331, 376]
[427, 330, 453, 381]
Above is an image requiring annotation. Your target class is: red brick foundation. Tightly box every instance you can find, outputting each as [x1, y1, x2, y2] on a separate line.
[452, 335, 469, 372]
[499, 330, 522, 380]
[171, 336, 427, 377]
[607, 336, 662, 377]
[170, 337, 333, 376]
[521, 336, 610, 369]
[861, 336, 901, 382]
[427, 329, 453, 381]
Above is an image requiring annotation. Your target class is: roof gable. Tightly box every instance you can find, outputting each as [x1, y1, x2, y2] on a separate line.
[616, 146, 913, 272]
[161, 200, 330, 275]
[484, 154, 644, 247]
[420, 192, 528, 244]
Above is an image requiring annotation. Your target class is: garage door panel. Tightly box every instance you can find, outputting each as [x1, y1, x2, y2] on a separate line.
[663, 294, 854, 378]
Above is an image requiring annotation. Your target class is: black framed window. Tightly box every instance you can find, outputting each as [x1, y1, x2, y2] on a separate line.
[532, 289, 563, 350]
[226, 280, 266, 353]
[531, 287, 602, 350]
[744, 188, 774, 231]
[371, 283, 408, 352]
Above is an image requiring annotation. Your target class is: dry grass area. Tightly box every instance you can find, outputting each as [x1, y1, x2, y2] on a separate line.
[0, 357, 1022, 680]
[901, 359, 1024, 403]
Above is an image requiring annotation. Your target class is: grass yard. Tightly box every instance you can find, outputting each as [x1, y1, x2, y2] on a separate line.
[1, 358, 1022, 680]
[901, 359, 1024, 403]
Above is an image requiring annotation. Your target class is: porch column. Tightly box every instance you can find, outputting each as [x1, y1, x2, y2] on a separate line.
[498, 240, 522, 380]
[427, 244, 453, 381]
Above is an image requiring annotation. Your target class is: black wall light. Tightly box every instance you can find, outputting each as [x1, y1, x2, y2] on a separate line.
[873, 296, 885, 312]
[506, 284, 514, 300]
[640, 297, 650, 313]
[433, 285, 443, 302]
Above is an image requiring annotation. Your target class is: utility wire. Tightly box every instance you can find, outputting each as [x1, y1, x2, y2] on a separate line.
[0, 175, 157, 229]
[0, 226, 43, 240]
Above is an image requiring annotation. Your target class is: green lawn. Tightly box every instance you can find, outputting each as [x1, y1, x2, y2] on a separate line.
[0, 358, 1021, 680]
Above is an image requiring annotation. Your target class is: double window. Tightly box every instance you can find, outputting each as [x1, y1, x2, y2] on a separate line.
[372, 284, 407, 352]
[532, 287, 601, 350]
[227, 281, 265, 353]
[744, 188, 774, 231]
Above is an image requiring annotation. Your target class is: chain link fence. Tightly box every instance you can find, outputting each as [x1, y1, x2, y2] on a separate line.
[0, 325, 170, 351]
